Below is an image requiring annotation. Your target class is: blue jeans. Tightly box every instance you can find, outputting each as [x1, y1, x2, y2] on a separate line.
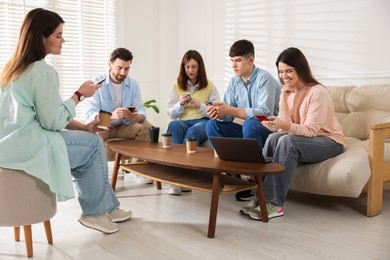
[205, 117, 272, 149]
[60, 130, 119, 217]
[167, 117, 209, 146]
[263, 133, 344, 206]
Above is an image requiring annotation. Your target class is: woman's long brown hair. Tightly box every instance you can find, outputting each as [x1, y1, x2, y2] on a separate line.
[275, 47, 320, 87]
[177, 50, 208, 91]
[0, 8, 64, 87]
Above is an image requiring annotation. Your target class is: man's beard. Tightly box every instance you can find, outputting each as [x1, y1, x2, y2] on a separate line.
[115, 75, 125, 83]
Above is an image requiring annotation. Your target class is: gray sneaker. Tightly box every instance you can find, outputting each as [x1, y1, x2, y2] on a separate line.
[247, 202, 284, 221]
[109, 208, 132, 222]
[78, 213, 119, 234]
[239, 197, 259, 215]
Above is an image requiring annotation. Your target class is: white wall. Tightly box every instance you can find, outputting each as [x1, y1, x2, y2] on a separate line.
[118, 0, 390, 132]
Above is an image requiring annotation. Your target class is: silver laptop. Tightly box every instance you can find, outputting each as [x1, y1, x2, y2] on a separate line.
[209, 137, 271, 163]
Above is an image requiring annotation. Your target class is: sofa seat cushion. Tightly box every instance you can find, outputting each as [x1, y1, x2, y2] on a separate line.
[352, 139, 390, 162]
[289, 137, 371, 198]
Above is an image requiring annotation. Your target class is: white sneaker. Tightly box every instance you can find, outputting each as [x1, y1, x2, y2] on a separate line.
[240, 174, 251, 181]
[109, 208, 132, 222]
[124, 171, 153, 184]
[168, 185, 182, 195]
[168, 185, 192, 195]
[78, 214, 119, 234]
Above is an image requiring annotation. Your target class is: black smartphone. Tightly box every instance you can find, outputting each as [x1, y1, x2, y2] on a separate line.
[96, 78, 106, 84]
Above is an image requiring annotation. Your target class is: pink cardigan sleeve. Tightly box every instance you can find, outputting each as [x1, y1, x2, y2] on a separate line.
[287, 89, 329, 136]
[277, 85, 344, 144]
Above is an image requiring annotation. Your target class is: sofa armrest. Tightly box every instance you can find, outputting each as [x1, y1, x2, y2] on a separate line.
[369, 122, 390, 131]
[367, 122, 390, 216]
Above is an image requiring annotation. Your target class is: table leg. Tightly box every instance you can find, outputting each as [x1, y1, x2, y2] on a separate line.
[255, 175, 269, 222]
[155, 181, 162, 190]
[111, 152, 122, 191]
[207, 172, 221, 238]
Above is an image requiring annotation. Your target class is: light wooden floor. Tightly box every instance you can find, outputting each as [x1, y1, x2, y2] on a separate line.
[1, 170, 389, 259]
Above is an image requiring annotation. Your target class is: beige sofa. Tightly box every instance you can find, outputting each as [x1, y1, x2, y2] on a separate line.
[289, 84, 390, 216]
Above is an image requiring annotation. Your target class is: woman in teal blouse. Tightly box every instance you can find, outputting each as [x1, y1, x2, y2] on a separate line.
[0, 8, 131, 234]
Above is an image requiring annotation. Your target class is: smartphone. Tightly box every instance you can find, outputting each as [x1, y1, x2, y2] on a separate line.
[205, 100, 213, 106]
[96, 78, 106, 84]
[181, 93, 191, 100]
[256, 114, 269, 122]
[127, 106, 136, 112]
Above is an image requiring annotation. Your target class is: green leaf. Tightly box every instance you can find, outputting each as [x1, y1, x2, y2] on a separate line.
[150, 105, 160, 113]
[143, 99, 160, 114]
[143, 99, 156, 106]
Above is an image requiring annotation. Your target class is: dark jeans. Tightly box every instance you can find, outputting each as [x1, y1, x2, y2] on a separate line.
[205, 117, 272, 149]
[167, 117, 209, 146]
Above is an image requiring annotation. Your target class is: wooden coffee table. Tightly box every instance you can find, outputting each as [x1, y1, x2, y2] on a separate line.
[108, 140, 284, 238]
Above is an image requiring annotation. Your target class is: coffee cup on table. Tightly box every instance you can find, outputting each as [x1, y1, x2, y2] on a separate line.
[162, 133, 172, 148]
[149, 126, 160, 143]
[97, 110, 112, 130]
[186, 137, 197, 153]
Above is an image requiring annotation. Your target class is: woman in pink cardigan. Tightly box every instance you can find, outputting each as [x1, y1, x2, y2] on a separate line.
[241, 47, 345, 221]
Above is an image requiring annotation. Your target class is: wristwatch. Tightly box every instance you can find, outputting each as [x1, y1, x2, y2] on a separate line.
[74, 91, 85, 101]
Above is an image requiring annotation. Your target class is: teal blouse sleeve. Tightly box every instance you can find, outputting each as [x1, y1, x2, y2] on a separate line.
[32, 64, 76, 131]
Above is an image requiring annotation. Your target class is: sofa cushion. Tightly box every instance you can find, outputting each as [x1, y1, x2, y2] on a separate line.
[291, 84, 390, 198]
[346, 84, 390, 113]
[290, 137, 371, 198]
[335, 111, 390, 140]
[351, 139, 390, 162]
[328, 85, 390, 141]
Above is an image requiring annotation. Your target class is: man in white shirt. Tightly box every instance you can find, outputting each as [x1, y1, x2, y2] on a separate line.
[85, 48, 152, 183]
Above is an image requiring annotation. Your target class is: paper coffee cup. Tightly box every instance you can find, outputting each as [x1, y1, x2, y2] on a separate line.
[162, 133, 172, 148]
[98, 110, 112, 129]
[186, 137, 197, 153]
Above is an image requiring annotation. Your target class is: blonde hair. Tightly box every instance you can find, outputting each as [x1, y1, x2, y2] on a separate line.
[0, 8, 64, 88]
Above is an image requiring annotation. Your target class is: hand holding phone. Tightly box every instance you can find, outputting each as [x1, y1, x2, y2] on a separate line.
[96, 78, 106, 84]
[179, 93, 191, 106]
[256, 114, 269, 122]
[181, 93, 191, 100]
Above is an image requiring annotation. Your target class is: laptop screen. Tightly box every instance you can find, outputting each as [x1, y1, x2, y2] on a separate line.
[209, 137, 270, 163]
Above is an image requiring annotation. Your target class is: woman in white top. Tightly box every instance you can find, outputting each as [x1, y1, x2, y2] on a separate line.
[166, 50, 220, 195]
